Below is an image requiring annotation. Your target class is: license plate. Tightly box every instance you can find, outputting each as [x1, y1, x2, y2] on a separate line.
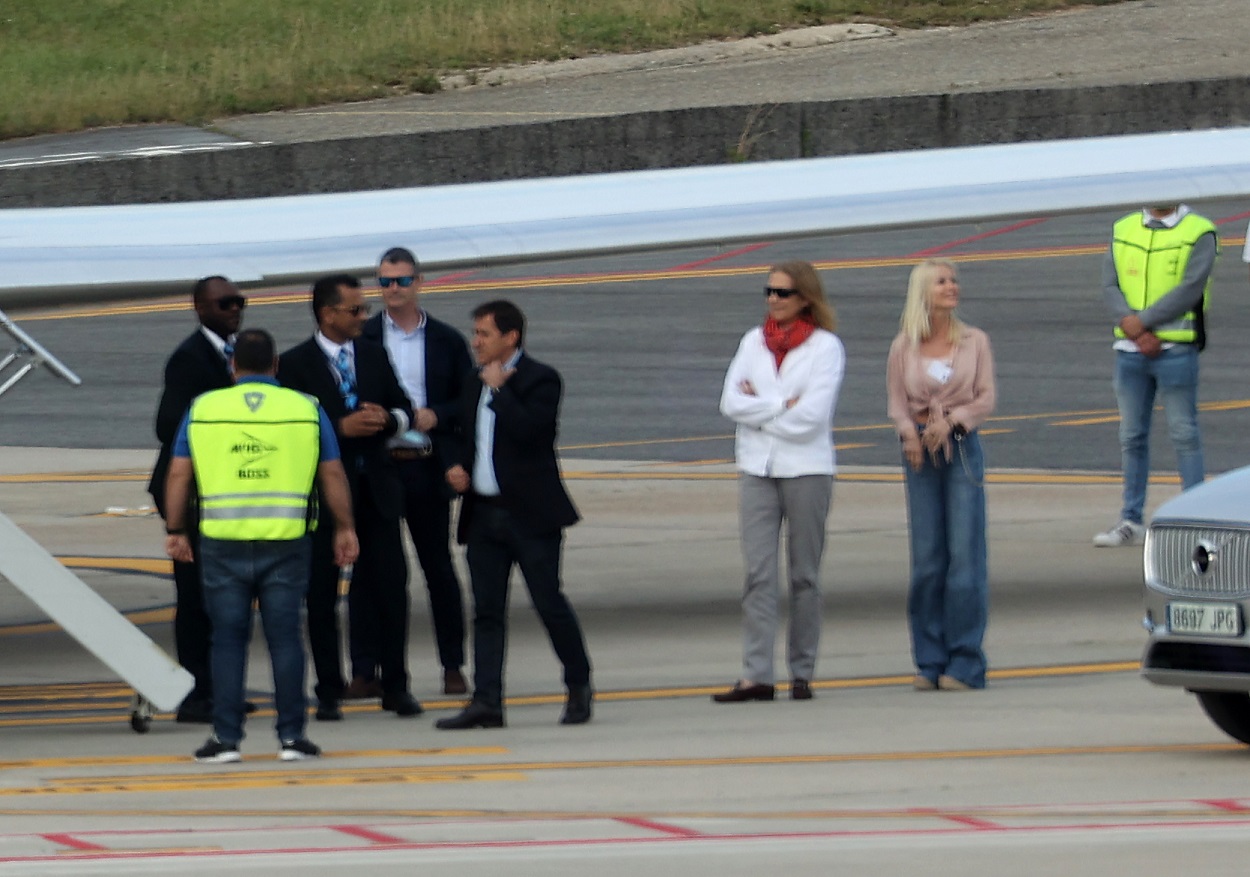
[1167, 601, 1243, 637]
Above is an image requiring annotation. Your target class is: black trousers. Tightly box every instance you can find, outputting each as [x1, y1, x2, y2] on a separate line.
[350, 457, 466, 678]
[465, 504, 591, 711]
[309, 479, 410, 701]
[156, 495, 212, 704]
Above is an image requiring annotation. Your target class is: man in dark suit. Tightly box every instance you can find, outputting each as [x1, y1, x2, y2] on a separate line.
[358, 247, 473, 697]
[277, 274, 421, 720]
[435, 299, 593, 730]
[148, 275, 246, 723]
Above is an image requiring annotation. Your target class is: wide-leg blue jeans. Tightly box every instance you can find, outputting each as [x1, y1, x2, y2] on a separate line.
[902, 433, 989, 689]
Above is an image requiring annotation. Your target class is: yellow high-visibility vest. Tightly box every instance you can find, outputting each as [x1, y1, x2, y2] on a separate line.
[187, 383, 320, 541]
[1111, 212, 1218, 345]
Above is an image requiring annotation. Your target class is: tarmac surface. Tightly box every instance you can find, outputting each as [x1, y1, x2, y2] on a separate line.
[3, 2, 1250, 872]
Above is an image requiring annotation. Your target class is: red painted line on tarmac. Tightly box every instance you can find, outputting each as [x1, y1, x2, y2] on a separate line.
[427, 270, 478, 285]
[908, 218, 1048, 257]
[615, 816, 704, 837]
[668, 242, 774, 271]
[40, 833, 108, 851]
[329, 824, 411, 845]
[935, 814, 1004, 830]
[11, 815, 1250, 865]
[1215, 210, 1250, 225]
[1198, 798, 1250, 812]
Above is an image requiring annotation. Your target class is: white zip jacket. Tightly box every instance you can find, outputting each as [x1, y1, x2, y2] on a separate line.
[719, 326, 845, 478]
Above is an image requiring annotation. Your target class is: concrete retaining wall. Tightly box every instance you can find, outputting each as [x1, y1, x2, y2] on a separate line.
[5, 76, 1250, 208]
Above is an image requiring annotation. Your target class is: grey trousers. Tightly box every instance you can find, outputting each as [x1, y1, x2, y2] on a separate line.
[738, 473, 833, 685]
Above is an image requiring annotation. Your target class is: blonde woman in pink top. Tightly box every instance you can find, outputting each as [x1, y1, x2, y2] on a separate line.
[886, 259, 996, 691]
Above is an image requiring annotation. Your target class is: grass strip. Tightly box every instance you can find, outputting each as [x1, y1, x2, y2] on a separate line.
[0, 0, 1129, 140]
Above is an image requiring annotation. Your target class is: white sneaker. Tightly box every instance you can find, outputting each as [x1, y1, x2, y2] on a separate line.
[1092, 520, 1146, 547]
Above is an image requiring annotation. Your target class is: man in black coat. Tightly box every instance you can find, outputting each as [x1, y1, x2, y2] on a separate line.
[358, 247, 473, 697]
[148, 275, 246, 723]
[436, 299, 593, 730]
[277, 274, 420, 720]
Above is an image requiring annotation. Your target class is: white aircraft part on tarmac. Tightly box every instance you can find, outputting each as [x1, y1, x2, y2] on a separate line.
[4, 126, 1250, 304]
[0, 512, 193, 712]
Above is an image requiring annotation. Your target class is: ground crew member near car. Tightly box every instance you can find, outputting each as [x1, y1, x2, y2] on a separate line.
[1093, 204, 1218, 548]
[164, 328, 359, 763]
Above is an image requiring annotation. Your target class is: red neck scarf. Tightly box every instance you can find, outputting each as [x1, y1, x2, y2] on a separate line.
[762, 316, 816, 368]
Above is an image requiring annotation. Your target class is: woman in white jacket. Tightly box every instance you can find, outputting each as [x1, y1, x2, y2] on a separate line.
[714, 261, 845, 703]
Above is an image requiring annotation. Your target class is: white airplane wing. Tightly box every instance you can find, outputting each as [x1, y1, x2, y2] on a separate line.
[3, 127, 1250, 305]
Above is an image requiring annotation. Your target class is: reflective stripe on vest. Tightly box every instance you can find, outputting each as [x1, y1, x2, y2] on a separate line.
[187, 384, 321, 541]
[1111, 212, 1217, 344]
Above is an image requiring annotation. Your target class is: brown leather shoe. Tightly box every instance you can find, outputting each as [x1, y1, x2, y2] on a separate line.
[343, 677, 383, 700]
[443, 669, 468, 696]
[790, 679, 813, 701]
[711, 682, 775, 703]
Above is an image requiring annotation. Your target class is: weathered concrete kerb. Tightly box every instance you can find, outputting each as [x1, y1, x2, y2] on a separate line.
[6, 76, 1250, 208]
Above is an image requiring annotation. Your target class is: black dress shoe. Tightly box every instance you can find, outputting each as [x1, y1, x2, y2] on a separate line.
[711, 682, 775, 703]
[381, 691, 424, 717]
[315, 699, 343, 721]
[435, 701, 505, 729]
[443, 669, 469, 696]
[560, 684, 593, 725]
[790, 679, 813, 701]
[243, 700, 258, 714]
[175, 697, 213, 724]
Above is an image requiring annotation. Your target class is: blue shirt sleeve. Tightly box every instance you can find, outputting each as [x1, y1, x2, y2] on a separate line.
[172, 411, 192, 457]
[317, 406, 341, 461]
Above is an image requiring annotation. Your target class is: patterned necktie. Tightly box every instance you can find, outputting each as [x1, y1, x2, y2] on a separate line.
[334, 348, 358, 410]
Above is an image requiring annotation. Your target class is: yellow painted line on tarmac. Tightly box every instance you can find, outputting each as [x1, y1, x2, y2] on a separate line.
[22, 239, 1244, 324]
[0, 471, 149, 483]
[59, 557, 171, 575]
[0, 746, 508, 771]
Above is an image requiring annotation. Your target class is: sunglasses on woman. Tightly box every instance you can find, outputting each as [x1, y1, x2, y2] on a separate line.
[764, 286, 798, 299]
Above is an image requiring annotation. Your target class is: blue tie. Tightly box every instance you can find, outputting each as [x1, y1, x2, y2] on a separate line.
[334, 348, 358, 410]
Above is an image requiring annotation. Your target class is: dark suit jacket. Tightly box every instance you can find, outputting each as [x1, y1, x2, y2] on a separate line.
[147, 329, 233, 514]
[277, 336, 413, 520]
[451, 353, 580, 543]
[361, 310, 472, 473]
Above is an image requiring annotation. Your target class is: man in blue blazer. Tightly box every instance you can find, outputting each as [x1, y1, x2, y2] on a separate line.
[148, 276, 246, 723]
[436, 299, 593, 729]
[359, 247, 473, 697]
[277, 275, 420, 720]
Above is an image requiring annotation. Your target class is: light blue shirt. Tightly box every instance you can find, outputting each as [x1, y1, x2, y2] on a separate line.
[472, 349, 523, 496]
[381, 310, 427, 409]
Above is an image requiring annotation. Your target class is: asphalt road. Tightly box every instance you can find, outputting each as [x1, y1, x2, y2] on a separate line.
[4, 198, 1249, 475]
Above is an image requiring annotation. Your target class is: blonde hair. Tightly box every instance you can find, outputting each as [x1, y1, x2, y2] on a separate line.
[899, 259, 964, 344]
[769, 261, 837, 332]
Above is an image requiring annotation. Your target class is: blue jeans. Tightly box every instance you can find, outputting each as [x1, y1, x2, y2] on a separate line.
[1114, 345, 1203, 525]
[902, 432, 989, 689]
[199, 536, 312, 745]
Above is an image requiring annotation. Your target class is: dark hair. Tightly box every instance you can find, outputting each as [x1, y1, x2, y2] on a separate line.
[311, 274, 359, 322]
[232, 328, 275, 373]
[472, 299, 525, 345]
[192, 275, 231, 304]
[380, 246, 420, 272]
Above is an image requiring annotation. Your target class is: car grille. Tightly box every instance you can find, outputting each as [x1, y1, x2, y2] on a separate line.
[1148, 524, 1250, 598]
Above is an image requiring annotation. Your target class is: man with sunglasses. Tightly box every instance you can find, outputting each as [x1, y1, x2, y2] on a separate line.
[278, 275, 420, 720]
[357, 247, 473, 698]
[148, 276, 248, 724]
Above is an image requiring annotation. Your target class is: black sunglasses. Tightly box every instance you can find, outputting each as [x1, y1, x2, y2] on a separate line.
[764, 287, 798, 299]
[378, 276, 416, 288]
[332, 304, 371, 317]
[215, 295, 248, 310]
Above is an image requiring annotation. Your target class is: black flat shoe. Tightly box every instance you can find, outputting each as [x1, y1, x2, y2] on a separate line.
[435, 701, 505, 730]
[790, 679, 813, 701]
[315, 699, 343, 721]
[560, 685, 593, 725]
[711, 682, 775, 703]
[381, 691, 424, 717]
